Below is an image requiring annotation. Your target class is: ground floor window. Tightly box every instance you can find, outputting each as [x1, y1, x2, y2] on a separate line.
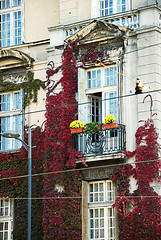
[88, 180, 116, 240]
[0, 199, 13, 240]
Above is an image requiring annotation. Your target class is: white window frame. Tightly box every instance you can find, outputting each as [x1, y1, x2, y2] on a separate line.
[85, 65, 119, 123]
[91, 0, 130, 18]
[0, 90, 23, 152]
[88, 180, 116, 240]
[0, 198, 13, 240]
[0, 0, 23, 47]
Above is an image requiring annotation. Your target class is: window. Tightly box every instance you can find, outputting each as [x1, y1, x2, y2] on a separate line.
[100, 0, 126, 16]
[0, 199, 13, 240]
[86, 65, 119, 124]
[0, 0, 22, 47]
[88, 180, 115, 240]
[0, 90, 23, 151]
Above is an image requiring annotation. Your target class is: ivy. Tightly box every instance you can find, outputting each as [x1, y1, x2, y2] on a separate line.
[110, 118, 161, 240]
[80, 48, 104, 64]
[42, 41, 83, 240]
[0, 126, 45, 240]
[0, 70, 46, 107]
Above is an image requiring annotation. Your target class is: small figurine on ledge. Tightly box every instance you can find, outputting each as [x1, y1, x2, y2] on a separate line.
[135, 77, 152, 94]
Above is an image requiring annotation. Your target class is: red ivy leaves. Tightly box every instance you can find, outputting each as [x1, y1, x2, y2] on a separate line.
[0, 169, 21, 185]
[111, 119, 161, 240]
[80, 48, 104, 64]
[42, 42, 82, 239]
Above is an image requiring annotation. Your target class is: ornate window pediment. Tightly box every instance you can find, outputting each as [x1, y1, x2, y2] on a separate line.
[66, 20, 129, 45]
[0, 49, 34, 70]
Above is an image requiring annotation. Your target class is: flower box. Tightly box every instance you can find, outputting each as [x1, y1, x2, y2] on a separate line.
[70, 127, 84, 134]
[104, 123, 118, 129]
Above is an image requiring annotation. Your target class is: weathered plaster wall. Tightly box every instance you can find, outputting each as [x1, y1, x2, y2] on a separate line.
[24, 0, 59, 43]
[59, 0, 90, 24]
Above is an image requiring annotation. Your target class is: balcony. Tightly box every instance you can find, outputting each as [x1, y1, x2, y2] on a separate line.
[72, 124, 125, 157]
[48, 5, 161, 48]
[65, 10, 139, 38]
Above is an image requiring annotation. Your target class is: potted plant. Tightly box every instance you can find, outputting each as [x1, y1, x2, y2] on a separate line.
[69, 120, 84, 134]
[84, 122, 102, 134]
[104, 114, 118, 129]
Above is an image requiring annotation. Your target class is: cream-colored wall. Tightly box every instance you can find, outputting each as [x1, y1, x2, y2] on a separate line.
[58, 0, 159, 26]
[24, 0, 59, 43]
[132, 0, 159, 9]
[59, 0, 90, 24]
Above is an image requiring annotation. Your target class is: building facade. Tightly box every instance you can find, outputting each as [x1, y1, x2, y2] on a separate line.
[0, 0, 161, 239]
[0, 1, 56, 239]
[47, 0, 161, 239]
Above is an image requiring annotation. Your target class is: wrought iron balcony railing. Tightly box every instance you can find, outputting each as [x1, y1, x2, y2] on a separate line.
[71, 124, 126, 157]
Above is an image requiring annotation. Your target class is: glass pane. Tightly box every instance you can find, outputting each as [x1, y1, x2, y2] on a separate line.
[4, 222, 8, 230]
[109, 0, 113, 7]
[90, 184, 93, 192]
[1, 94, 10, 111]
[90, 219, 94, 228]
[95, 209, 98, 217]
[5, 207, 8, 215]
[4, 232, 8, 240]
[100, 229, 104, 238]
[99, 183, 103, 191]
[97, 70, 101, 87]
[87, 71, 91, 79]
[92, 79, 96, 88]
[94, 193, 98, 202]
[5, 199, 8, 206]
[1, 200, 4, 207]
[117, 6, 121, 12]
[109, 217, 113, 226]
[99, 192, 104, 201]
[90, 193, 93, 202]
[100, 208, 104, 217]
[0, 208, 4, 216]
[108, 208, 112, 217]
[88, 79, 91, 88]
[90, 229, 94, 239]
[90, 209, 93, 218]
[95, 219, 99, 228]
[109, 228, 113, 238]
[13, 92, 22, 109]
[100, 219, 104, 228]
[1, 0, 10, 9]
[0, 232, 3, 240]
[0, 223, 3, 231]
[13, 11, 22, 45]
[92, 70, 96, 79]
[13, 0, 21, 6]
[94, 183, 98, 192]
[95, 229, 99, 238]
[122, 5, 126, 12]
[105, 0, 108, 8]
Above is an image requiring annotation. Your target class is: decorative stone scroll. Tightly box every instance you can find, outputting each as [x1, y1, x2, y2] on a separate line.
[3, 72, 27, 84]
[82, 166, 115, 180]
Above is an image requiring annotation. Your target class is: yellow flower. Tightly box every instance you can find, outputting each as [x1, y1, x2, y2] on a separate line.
[69, 120, 84, 128]
[104, 114, 116, 124]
